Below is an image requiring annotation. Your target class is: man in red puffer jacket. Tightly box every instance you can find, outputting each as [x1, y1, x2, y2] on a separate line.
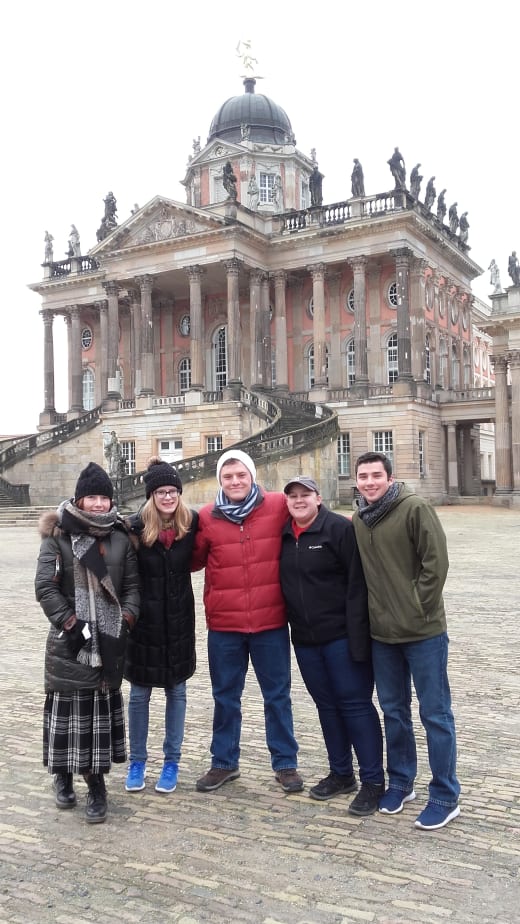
[192, 449, 302, 795]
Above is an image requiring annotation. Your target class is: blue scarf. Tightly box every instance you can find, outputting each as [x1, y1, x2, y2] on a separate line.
[215, 484, 260, 523]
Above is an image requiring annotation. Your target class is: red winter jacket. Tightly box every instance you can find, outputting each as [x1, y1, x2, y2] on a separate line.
[192, 490, 289, 633]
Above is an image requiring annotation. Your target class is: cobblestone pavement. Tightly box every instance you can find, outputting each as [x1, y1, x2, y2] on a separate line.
[0, 506, 519, 924]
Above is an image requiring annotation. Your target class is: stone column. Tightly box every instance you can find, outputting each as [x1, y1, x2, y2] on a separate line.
[350, 256, 368, 385]
[309, 263, 327, 388]
[261, 273, 272, 388]
[137, 275, 155, 395]
[273, 270, 288, 391]
[509, 351, 520, 493]
[103, 281, 121, 398]
[490, 355, 512, 493]
[95, 300, 108, 403]
[249, 268, 263, 387]
[289, 277, 304, 391]
[367, 263, 381, 383]
[69, 305, 83, 413]
[224, 259, 242, 386]
[410, 256, 427, 381]
[126, 288, 140, 397]
[186, 266, 204, 390]
[395, 248, 413, 381]
[40, 310, 56, 415]
[327, 272, 342, 388]
[446, 423, 459, 495]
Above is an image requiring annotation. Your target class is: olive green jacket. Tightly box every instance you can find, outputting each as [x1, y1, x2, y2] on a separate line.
[352, 484, 449, 643]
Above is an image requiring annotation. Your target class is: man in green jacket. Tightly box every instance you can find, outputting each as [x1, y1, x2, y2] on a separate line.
[352, 452, 460, 831]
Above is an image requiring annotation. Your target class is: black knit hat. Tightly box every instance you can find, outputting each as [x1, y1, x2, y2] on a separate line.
[144, 457, 183, 499]
[74, 462, 114, 502]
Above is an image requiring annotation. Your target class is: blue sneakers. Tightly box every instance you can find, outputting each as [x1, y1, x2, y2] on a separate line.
[379, 788, 416, 814]
[125, 760, 146, 792]
[155, 761, 179, 793]
[415, 802, 460, 830]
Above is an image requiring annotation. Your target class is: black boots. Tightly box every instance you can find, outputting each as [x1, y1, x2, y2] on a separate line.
[53, 772, 77, 809]
[84, 772, 107, 824]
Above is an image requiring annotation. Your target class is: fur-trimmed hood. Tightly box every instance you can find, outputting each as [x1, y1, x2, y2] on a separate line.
[38, 508, 62, 539]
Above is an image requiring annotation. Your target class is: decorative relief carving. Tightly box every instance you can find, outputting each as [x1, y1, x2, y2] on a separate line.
[132, 208, 206, 245]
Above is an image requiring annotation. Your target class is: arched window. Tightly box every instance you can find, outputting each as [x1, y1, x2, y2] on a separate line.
[387, 332, 398, 383]
[463, 345, 471, 387]
[439, 337, 448, 388]
[387, 282, 398, 308]
[424, 334, 431, 385]
[346, 338, 355, 386]
[308, 344, 329, 388]
[212, 325, 228, 391]
[179, 357, 191, 393]
[82, 368, 95, 410]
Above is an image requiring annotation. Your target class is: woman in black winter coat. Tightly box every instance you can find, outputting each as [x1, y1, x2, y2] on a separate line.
[123, 458, 198, 795]
[35, 462, 140, 824]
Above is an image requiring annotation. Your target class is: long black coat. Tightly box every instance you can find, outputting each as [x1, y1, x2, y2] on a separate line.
[35, 510, 140, 692]
[124, 511, 198, 688]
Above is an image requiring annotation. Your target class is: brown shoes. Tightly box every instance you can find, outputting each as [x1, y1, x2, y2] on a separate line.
[196, 767, 240, 792]
[275, 768, 304, 793]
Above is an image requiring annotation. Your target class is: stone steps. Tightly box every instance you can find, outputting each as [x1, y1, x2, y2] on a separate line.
[0, 507, 52, 528]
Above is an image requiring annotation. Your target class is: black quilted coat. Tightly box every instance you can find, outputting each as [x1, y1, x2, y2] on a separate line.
[123, 510, 198, 688]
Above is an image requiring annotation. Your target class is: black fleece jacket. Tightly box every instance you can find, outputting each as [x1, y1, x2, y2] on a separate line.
[279, 505, 371, 661]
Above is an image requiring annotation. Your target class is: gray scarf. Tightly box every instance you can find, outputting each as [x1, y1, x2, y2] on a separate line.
[357, 481, 400, 528]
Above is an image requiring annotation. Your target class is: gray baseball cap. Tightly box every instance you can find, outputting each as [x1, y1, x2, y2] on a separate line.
[283, 477, 320, 494]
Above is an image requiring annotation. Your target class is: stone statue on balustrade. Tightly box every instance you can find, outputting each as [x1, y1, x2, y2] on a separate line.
[104, 430, 126, 479]
[97, 191, 118, 242]
[222, 161, 238, 201]
[437, 189, 447, 223]
[247, 175, 259, 210]
[44, 231, 54, 263]
[387, 147, 406, 190]
[459, 212, 469, 245]
[351, 159, 365, 197]
[448, 202, 459, 234]
[410, 163, 423, 199]
[309, 165, 324, 206]
[424, 177, 436, 211]
[488, 259, 503, 293]
[67, 225, 81, 258]
[508, 251, 520, 287]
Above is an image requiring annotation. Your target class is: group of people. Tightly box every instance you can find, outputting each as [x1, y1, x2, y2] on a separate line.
[35, 447, 460, 831]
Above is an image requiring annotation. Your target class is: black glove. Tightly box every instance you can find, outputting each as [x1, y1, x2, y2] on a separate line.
[64, 619, 90, 658]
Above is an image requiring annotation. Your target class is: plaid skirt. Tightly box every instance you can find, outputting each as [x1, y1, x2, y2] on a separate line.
[43, 688, 126, 774]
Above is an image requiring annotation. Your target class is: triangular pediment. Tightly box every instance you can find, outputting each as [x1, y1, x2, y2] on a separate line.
[90, 196, 225, 255]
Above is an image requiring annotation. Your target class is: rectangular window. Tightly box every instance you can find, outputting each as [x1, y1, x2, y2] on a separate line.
[259, 173, 275, 204]
[418, 431, 425, 477]
[206, 435, 223, 454]
[159, 439, 183, 464]
[120, 440, 136, 475]
[373, 431, 393, 468]
[337, 434, 351, 476]
[301, 181, 308, 209]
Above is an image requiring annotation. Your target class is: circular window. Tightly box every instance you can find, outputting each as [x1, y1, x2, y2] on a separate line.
[387, 282, 398, 308]
[307, 296, 314, 318]
[438, 286, 446, 317]
[345, 288, 355, 312]
[179, 314, 190, 336]
[81, 327, 93, 350]
[462, 305, 468, 330]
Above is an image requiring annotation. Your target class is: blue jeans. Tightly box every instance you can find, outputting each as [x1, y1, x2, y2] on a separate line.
[207, 627, 298, 771]
[128, 682, 187, 763]
[372, 632, 460, 807]
[294, 638, 384, 785]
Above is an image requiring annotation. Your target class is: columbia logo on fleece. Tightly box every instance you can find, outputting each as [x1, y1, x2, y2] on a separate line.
[308, 545, 323, 550]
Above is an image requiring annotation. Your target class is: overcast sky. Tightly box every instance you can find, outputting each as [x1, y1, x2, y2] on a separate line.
[0, 0, 516, 433]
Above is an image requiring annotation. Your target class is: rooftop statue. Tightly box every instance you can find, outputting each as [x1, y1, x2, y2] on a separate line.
[44, 231, 54, 263]
[459, 212, 469, 245]
[488, 259, 503, 294]
[410, 163, 423, 199]
[68, 224, 81, 258]
[222, 161, 238, 201]
[424, 177, 436, 211]
[309, 165, 324, 207]
[387, 147, 406, 190]
[97, 191, 118, 243]
[236, 39, 260, 76]
[437, 189, 447, 223]
[448, 202, 459, 234]
[351, 159, 365, 198]
[508, 251, 520, 287]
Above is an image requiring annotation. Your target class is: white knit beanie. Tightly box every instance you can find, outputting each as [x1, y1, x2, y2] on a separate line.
[216, 449, 257, 484]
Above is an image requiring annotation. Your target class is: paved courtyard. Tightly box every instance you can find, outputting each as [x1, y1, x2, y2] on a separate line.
[0, 506, 519, 923]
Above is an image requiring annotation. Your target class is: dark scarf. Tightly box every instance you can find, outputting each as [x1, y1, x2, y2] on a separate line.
[215, 484, 260, 524]
[357, 481, 400, 528]
[58, 500, 125, 687]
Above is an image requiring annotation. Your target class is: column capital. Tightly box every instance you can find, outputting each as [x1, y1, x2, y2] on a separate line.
[272, 269, 287, 286]
[186, 264, 205, 281]
[40, 309, 54, 325]
[69, 304, 81, 319]
[507, 350, 520, 368]
[490, 354, 508, 373]
[103, 280, 120, 297]
[135, 274, 153, 293]
[307, 262, 326, 279]
[224, 258, 241, 276]
[249, 267, 265, 285]
[410, 255, 429, 275]
[393, 247, 413, 265]
[94, 298, 108, 312]
[348, 255, 368, 272]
